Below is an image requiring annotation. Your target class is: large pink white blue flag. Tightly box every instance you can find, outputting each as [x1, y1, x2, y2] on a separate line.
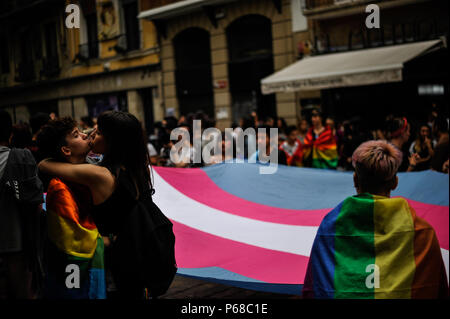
[152, 163, 449, 295]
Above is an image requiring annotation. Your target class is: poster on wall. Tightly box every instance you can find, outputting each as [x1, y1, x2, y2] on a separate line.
[97, 0, 120, 40]
[87, 93, 128, 119]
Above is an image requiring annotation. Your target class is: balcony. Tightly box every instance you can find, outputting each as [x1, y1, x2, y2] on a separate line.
[302, 0, 334, 10]
[141, 0, 183, 11]
[0, 0, 61, 20]
[301, 0, 432, 19]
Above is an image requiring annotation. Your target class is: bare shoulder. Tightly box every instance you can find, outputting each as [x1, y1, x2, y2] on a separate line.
[60, 163, 115, 188]
[80, 165, 116, 204]
[84, 165, 115, 184]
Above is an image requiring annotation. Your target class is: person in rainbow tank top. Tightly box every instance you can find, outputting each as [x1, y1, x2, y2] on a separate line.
[303, 140, 449, 299]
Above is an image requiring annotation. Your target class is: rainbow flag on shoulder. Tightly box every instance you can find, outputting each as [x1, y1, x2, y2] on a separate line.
[303, 193, 449, 299]
[303, 127, 338, 169]
[45, 179, 106, 299]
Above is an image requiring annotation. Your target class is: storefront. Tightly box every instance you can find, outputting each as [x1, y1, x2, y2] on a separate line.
[261, 39, 448, 129]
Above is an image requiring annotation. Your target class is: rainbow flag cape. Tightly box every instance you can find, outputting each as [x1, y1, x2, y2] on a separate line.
[303, 127, 338, 169]
[151, 163, 449, 296]
[45, 179, 106, 299]
[303, 194, 448, 298]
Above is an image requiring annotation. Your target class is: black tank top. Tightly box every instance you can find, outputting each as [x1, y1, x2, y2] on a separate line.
[93, 168, 139, 236]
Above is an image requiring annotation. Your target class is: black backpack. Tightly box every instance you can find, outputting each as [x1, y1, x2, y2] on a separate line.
[112, 186, 177, 297]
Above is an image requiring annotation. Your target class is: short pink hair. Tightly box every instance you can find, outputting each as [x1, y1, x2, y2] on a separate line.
[352, 140, 403, 192]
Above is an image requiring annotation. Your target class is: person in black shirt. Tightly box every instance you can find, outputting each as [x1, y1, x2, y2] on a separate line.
[0, 110, 44, 299]
[431, 118, 449, 173]
[385, 117, 412, 172]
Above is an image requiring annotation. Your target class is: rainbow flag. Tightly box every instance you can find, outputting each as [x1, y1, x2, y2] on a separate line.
[152, 163, 449, 296]
[303, 194, 448, 298]
[45, 179, 106, 299]
[303, 127, 338, 169]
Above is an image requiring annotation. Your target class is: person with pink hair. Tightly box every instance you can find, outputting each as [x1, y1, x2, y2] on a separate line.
[351, 140, 403, 196]
[303, 140, 448, 299]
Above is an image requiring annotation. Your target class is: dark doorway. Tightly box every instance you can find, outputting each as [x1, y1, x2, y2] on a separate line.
[139, 87, 155, 133]
[321, 47, 449, 132]
[226, 14, 276, 123]
[173, 28, 214, 118]
[27, 99, 58, 117]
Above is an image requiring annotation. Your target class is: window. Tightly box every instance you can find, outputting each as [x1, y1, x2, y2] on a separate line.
[79, 0, 98, 59]
[15, 29, 35, 81]
[33, 29, 43, 60]
[44, 22, 58, 59]
[0, 0, 14, 14]
[86, 12, 99, 58]
[20, 30, 32, 64]
[122, 0, 140, 51]
[0, 34, 10, 73]
[42, 22, 60, 77]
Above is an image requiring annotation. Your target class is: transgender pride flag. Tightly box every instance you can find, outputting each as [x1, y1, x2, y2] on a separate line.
[152, 163, 449, 295]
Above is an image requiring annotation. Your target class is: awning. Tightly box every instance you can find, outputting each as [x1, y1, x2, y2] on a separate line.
[261, 39, 443, 94]
[138, 0, 238, 20]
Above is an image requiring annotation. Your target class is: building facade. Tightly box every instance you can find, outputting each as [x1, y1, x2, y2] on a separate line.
[139, 0, 309, 130]
[0, 0, 162, 131]
[284, 0, 449, 129]
[1, 0, 447, 131]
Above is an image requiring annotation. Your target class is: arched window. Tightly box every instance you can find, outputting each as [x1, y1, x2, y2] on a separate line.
[226, 15, 276, 123]
[173, 28, 214, 118]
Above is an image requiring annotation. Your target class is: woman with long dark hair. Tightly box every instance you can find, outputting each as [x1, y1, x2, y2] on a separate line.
[408, 124, 435, 171]
[39, 111, 154, 299]
[385, 116, 412, 172]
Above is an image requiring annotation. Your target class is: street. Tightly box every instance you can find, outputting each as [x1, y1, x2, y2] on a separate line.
[161, 275, 299, 299]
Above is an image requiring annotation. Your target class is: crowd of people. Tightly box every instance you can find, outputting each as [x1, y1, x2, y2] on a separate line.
[146, 108, 449, 174]
[0, 106, 448, 300]
[5, 108, 448, 174]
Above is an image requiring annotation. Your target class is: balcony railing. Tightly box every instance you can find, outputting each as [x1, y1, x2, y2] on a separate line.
[310, 19, 443, 56]
[77, 41, 99, 61]
[14, 60, 35, 82]
[0, 0, 59, 19]
[142, 0, 183, 11]
[301, 0, 337, 10]
[301, 0, 380, 11]
[109, 33, 142, 54]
